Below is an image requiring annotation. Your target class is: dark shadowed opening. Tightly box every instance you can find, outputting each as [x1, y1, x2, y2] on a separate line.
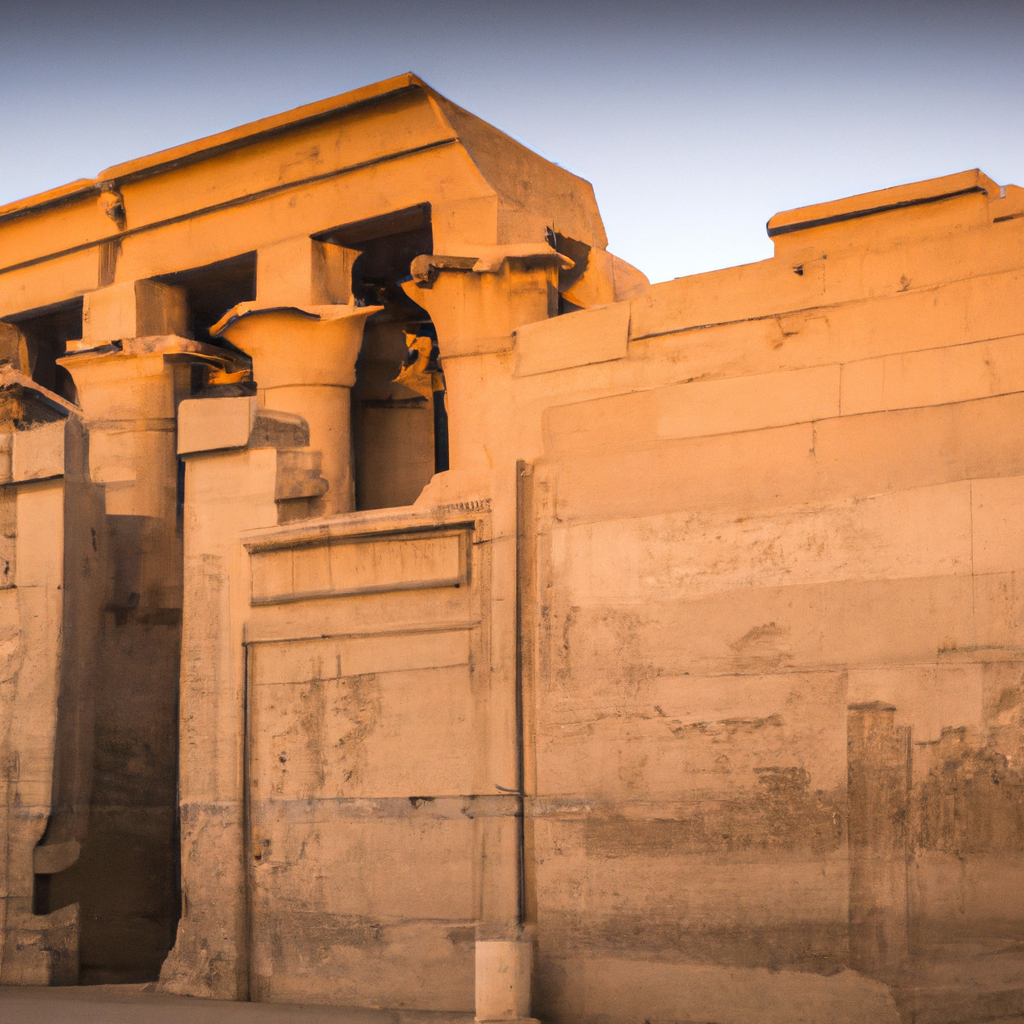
[157, 252, 257, 344]
[2, 298, 83, 403]
[316, 206, 448, 509]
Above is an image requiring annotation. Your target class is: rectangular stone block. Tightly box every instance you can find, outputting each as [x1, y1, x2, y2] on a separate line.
[81, 279, 187, 344]
[552, 391, 1024, 526]
[535, 670, 848, 798]
[545, 364, 839, 452]
[972, 570, 1024, 655]
[550, 422, 817, 524]
[972, 474, 1024, 575]
[15, 482, 64, 589]
[257, 236, 354, 306]
[841, 334, 1024, 415]
[11, 420, 64, 483]
[250, 528, 467, 604]
[514, 301, 629, 377]
[177, 396, 257, 455]
[250, 635, 475, 798]
[251, 917, 475, 1011]
[535, 954, 899, 1024]
[244, 580, 476, 644]
[558, 480, 972, 605]
[848, 664, 986, 744]
[546, 574, 975, 681]
[657, 363, 840, 440]
[533, 831, 848, 958]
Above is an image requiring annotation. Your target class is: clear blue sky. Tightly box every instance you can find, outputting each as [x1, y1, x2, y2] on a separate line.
[2, 0, 1022, 284]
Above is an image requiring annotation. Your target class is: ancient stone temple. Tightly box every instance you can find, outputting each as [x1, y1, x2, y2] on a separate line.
[0, 72, 1022, 1024]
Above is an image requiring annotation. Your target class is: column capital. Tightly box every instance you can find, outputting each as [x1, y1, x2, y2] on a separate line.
[210, 302, 381, 389]
[58, 337, 245, 517]
[402, 246, 570, 358]
[211, 303, 381, 516]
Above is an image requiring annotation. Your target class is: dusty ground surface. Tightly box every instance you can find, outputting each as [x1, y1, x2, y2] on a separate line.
[0, 986, 475, 1024]
[3, 986, 1024, 1024]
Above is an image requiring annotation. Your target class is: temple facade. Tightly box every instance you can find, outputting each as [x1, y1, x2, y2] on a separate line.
[0, 73, 1022, 1024]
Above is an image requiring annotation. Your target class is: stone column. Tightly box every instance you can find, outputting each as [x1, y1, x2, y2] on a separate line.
[158, 396, 322, 1000]
[210, 302, 380, 516]
[401, 247, 566, 476]
[0, 371, 79, 985]
[56, 327, 247, 983]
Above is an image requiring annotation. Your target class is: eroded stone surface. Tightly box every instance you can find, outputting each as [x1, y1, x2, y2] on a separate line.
[0, 74, 1021, 1024]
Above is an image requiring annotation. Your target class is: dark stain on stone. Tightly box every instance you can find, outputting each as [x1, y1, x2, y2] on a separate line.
[583, 778, 843, 858]
[274, 914, 390, 968]
[911, 730, 1024, 856]
[668, 714, 784, 739]
[551, 914, 848, 975]
[728, 621, 792, 669]
[446, 925, 475, 945]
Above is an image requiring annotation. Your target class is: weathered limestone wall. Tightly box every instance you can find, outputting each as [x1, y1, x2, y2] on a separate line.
[162, 384, 517, 1010]
[240, 507, 508, 1010]
[159, 400, 283, 1000]
[499, 174, 1024, 1024]
[1, 72, 1022, 1024]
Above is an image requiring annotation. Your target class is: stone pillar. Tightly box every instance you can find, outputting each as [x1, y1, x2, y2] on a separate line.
[210, 302, 380, 516]
[402, 249, 563, 1024]
[401, 247, 566, 476]
[55, 330, 247, 982]
[158, 396, 323, 1000]
[0, 374, 78, 985]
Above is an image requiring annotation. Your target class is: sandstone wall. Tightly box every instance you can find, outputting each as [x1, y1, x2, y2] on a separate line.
[511, 180, 1024, 1023]
[1, 74, 1022, 1022]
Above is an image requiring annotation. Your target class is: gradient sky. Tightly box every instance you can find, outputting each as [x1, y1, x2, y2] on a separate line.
[2, 0, 1022, 285]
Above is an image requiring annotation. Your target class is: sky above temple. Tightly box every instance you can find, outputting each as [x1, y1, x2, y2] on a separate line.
[2, 0, 1022, 285]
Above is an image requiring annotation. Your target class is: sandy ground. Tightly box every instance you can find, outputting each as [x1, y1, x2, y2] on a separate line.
[0, 986, 476, 1024]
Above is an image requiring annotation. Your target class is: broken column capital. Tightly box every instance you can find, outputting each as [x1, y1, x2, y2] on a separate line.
[409, 243, 573, 286]
[210, 302, 381, 515]
[210, 302, 381, 389]
[0, 369, 75, 487]
[0, 322, 31, 375]
[403, 248, 567, 358]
